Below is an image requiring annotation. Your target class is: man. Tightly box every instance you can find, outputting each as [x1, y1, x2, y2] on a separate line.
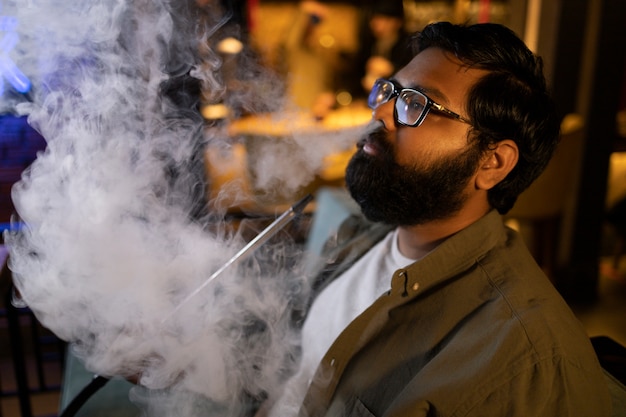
[356, 0, 412, 95]
[267, 22, 612, 417]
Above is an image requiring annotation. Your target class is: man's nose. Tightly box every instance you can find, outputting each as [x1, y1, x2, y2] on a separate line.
[371, 99, 397, 131]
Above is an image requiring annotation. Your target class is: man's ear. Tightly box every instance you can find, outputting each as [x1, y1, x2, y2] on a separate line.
[475, 140, 518, 190]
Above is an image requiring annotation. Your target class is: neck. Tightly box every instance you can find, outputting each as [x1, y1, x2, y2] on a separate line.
[396, 202, 491, 260]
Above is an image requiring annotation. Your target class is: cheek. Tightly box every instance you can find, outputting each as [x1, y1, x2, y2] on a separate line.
[394, 140, 436, 167]
[394, 129, 466, 166]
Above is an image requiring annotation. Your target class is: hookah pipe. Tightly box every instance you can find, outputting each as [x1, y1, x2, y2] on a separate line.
[58, 194, 313, 417]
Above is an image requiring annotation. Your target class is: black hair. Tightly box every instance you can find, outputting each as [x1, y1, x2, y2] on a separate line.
[413, 22, 561, 214]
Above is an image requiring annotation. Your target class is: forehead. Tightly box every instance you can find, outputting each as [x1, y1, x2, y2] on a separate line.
[394, 47, 488, 106]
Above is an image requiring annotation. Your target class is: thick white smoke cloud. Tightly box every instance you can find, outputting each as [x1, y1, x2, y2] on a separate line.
[0, 0, 362, 415]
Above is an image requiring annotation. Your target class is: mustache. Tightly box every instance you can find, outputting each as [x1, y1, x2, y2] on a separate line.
[358, 126, 394, 157]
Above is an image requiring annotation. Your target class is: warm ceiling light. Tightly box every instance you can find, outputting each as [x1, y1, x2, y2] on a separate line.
[217, 37, 244, 55]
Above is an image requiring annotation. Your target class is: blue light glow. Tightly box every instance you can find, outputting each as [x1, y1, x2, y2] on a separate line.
[0, 9, 31, 95]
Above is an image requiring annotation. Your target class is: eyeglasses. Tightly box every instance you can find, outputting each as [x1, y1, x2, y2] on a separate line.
[368, 78, 472, 127]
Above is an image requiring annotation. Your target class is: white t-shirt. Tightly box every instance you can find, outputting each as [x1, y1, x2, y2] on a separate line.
[269, 228, 415, 416]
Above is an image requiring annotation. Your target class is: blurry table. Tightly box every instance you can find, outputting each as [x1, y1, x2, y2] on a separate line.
[204, 104, 371, 214]
[225, 104, 372, 136]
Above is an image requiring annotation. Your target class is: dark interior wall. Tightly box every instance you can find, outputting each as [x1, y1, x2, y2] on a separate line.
[550, 0, 626, 302]
[548, 0, 589, 120]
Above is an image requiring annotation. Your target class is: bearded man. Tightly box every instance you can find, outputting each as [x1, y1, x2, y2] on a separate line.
[265, 21, 612, 417]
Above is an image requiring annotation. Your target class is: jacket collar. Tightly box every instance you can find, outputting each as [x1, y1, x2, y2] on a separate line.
[390, 210, 506, 298]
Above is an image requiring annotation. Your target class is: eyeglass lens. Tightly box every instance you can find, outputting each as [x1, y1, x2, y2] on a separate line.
[368, 80, 428, 126]
[396, 90, 427, 126]
[368, 80, 395, 109]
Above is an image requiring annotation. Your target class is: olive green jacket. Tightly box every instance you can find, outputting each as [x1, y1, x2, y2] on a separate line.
[300, 210, 611, 417]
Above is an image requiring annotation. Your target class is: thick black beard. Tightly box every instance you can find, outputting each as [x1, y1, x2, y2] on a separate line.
[345, 128, 482, 226]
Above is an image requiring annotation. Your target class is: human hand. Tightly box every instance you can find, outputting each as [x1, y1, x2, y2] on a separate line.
[311, 91, 336, 120]
[362, 56, 394, 92]
[366, 56, 394, 78]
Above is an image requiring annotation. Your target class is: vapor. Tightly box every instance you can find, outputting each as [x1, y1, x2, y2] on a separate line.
[0, 0, 355, 415]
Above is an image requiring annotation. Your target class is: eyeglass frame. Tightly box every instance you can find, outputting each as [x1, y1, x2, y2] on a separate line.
[368, 78, 473, 128]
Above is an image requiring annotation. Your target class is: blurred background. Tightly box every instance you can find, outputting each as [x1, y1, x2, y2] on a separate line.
[1, 0, 626, 415]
